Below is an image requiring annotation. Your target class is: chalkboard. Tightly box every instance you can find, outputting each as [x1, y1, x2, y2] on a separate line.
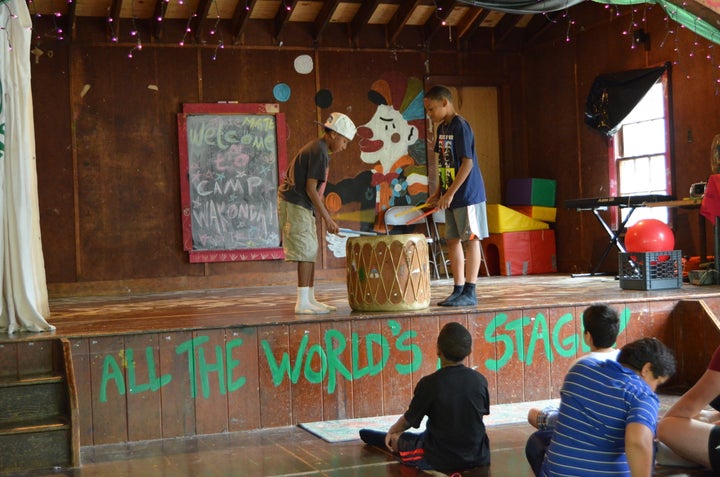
[178, 103, 287, 263]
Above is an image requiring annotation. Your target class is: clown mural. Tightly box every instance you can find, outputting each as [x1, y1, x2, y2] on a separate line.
[325, 72, 428, 235]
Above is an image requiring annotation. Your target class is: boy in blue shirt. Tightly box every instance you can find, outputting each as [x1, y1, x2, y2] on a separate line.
[531, 337, 676, 477]
[423, 86, 489, 307]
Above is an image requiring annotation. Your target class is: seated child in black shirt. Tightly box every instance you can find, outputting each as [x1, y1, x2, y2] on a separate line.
[359, 322, 491, 473]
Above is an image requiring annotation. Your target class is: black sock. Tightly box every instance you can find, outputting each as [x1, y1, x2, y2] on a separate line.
[462, 282, 476, 297]
[359, 429, 387, 447]
[442, 283, 478, 307]
[438, 285, 464, 305]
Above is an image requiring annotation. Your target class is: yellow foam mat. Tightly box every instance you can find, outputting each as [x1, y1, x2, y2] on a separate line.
[510, 205, 557, 223]
[487, 204, 549, 233]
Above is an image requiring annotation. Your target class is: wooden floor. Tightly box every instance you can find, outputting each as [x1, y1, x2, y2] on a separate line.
[35, 274, 720, 340]
[4, 274, 720, 476]
[8, 421, 715, 477]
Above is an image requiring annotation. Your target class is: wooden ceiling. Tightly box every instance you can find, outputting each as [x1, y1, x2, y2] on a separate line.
[23, 0, 720, 50]
[24, 0, 550, 49]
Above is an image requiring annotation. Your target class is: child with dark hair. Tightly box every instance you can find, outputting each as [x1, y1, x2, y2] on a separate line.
[527, 303, 621, 432]
[359, 322, 491, 474]
[278, 112, 356, 314]
[527, 337, 676, 477]
[424, 85, 489, 307]
[583, 302, 622, 349]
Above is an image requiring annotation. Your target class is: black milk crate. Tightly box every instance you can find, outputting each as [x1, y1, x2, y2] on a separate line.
[618, 250, 682, 290]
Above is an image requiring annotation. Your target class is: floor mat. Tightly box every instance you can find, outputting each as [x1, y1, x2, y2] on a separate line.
[299, 398, 561, 443]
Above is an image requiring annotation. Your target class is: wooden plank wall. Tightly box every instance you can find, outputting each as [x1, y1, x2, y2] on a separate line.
[30, 3, 720, 297]
[671, 298, 720, 387]
[68, 299, 694, 447]
[522, 6, 720, 275]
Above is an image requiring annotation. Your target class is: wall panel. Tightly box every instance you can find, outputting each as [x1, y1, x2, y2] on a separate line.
[160, 330, 196, 438]
[125, 333, 163, 442]
[62, 300, 719, 446]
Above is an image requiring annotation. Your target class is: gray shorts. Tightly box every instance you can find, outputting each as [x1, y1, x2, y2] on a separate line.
[278, 200, 318, 262]
[444, 202, 489, 241]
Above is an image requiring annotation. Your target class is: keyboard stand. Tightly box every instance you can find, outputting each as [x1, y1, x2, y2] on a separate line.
[571, 206, 638, 277]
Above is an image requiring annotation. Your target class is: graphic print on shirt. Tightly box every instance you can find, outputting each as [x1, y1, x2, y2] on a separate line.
[438, 132, 455, 193]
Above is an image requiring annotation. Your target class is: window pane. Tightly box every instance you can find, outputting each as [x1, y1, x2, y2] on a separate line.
[621, 119, 666, 156]
[649, 155, 667, 191]
[618, 160, 636, 195]
[618, 158, 651, 195]
[622, 206, 668, 227]
[623, 82, 664, 123]
[614, 77, 670, 227]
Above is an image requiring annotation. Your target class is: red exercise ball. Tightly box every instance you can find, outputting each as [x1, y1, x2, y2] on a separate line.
[624, 219, 675, 253]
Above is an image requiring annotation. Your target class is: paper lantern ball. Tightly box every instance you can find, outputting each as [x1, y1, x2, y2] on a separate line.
[625, 219, 675, 253]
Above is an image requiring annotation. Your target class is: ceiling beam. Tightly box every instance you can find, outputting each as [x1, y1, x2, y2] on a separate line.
[107, 0, 123, 42]
[523, 11, 558, 46]
[313, 0, 341, 43]
[65, 0, 77, 40]
[493, 13, 521, 49]
[274, 0, 298, 44]
[457, 6, 489, 40]
[424, 0, 456, 43]
[191, 0, 213, 43]
[351, 0, 381, 43]
[230, 0, 258, 45]
[387, 0, 422, 46]
[152, 0, 169, 41]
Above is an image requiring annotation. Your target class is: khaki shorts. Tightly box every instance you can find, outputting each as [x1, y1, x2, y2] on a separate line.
[278, 200, 318, 262]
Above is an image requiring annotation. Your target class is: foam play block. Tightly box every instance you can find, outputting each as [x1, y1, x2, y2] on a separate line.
[529, 229, 557, 274]
[487, 204, 549, 234]
[510, 205, 557, 223]
[505, 178, 557, 207]
[482, 232, 532, 276]
[481, 230, 557, 276]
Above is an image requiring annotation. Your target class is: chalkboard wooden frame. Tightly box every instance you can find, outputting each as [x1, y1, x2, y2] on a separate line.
[178, 103, 287, 263]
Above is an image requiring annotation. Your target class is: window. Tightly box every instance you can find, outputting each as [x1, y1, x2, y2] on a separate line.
[610, 76, 671, 227]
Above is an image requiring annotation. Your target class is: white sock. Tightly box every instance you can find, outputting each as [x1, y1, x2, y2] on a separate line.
[309, 286, 336, 311]
[295, 287, 329, 314]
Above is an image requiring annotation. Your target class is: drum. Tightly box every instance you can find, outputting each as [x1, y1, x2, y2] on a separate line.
[346, 234, 431, 311]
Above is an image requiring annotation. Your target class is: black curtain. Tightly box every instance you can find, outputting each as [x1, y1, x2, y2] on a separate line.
[584, 65, 668, 136]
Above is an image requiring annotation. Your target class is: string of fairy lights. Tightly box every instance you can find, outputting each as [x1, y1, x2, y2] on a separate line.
[7, 0, 720, 92]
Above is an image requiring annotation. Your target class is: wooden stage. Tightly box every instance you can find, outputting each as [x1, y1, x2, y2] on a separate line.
[41, 274, 720, 338]
[3, 274, 720, 476]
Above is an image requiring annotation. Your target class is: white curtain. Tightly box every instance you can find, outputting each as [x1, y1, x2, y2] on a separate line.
[0, 0, 53, 333]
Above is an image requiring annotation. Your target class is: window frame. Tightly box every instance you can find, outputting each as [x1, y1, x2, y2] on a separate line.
[607, 71, 672, 230]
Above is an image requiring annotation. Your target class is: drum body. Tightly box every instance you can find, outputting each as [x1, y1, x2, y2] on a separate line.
[346, 234, 431, 311]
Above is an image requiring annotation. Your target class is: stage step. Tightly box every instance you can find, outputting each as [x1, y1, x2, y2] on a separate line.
[0, 339, 80, 473]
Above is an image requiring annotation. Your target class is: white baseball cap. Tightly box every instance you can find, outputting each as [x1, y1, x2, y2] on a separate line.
[324, 112, 357, 140]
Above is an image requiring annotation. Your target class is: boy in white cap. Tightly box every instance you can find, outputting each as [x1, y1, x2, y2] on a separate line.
[278, 112, 357, 314]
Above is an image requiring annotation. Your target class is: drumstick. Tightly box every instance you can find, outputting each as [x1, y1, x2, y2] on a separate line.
[405, 208, 438, 225]
[395, 203, 433, 217]
[338, 228, 378, 236]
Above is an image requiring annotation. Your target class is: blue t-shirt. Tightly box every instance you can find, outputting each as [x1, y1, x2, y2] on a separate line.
[541, 359, 659, 476]
[434, 115, 486, 207]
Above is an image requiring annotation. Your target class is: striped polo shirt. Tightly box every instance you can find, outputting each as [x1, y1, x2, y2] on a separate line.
[540, 359, 659, 476]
